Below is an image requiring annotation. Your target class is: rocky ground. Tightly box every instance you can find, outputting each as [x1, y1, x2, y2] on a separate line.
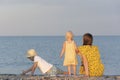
[0, 74, 120, 80]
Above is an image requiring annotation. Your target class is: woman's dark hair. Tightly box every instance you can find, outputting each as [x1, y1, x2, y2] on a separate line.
[83, 33, 93, 45]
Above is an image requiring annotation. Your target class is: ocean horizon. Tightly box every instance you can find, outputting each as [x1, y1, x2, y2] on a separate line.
[0, 36, 120, 75]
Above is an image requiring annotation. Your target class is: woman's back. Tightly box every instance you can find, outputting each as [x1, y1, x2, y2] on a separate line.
[78, 45, 104, 76]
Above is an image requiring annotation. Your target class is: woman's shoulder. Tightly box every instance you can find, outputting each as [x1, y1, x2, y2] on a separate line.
[78, 45, 88, 51]
[91, 45, 99, 51]
[78, 45, 99, 55]
[91, 45, 99, 48]
[78, 45, 98, 49]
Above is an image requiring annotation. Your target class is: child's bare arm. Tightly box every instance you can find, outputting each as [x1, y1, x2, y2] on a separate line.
[31, 62, 38, 75]
[60, 42, 66, 58]
[74, 42, 79, 54]
[22, 67, 32, 75]
[22, 62, 38, 75]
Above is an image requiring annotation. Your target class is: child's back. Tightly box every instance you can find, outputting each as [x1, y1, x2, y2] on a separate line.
[64, 40, 78, 66]
[34, 55, 53, 74]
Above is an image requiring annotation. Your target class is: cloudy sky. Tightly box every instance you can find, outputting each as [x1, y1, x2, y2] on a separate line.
[0, 0, 120, 36]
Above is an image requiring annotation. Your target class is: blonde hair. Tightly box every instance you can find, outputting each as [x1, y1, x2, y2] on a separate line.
[65, 31, 73, 40]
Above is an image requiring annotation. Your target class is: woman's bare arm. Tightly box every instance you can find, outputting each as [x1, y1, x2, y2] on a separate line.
[82, 55, 89, 77]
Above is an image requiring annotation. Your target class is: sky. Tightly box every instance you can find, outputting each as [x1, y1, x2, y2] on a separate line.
[0, 0, 120, 36]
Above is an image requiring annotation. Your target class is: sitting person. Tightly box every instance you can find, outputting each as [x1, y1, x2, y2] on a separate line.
[22, 49, 67, 76]
[78, 33, 104, 77]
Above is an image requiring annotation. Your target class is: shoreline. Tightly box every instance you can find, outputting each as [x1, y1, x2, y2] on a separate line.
[0, 74, 120, 80]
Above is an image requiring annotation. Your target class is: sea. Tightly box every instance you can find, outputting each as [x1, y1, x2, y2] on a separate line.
[0, 36, 120, 75]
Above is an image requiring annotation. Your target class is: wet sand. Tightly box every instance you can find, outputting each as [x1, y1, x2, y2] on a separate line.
[0, 74, 120, 80]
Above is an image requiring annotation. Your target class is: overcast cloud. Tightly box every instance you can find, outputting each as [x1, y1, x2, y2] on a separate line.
[0, 0, 120, 36]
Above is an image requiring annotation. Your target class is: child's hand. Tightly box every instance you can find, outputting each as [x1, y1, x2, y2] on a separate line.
[60, 55, 62, 58]
[21, 70, 26, 75]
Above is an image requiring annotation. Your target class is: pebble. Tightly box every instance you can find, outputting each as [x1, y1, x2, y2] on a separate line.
[0, 74, 119, 80]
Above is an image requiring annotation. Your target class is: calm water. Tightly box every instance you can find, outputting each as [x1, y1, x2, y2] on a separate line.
[0, 36, 120, 75]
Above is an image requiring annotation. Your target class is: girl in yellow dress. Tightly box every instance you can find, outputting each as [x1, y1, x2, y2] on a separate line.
[78, 33, 104, 77]
[60, 31, 78, 76]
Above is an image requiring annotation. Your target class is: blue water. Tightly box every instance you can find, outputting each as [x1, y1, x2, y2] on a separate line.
[0, 36, 120, 75]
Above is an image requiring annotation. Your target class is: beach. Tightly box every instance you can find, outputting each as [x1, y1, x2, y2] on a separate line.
[0, 74, 120, 80]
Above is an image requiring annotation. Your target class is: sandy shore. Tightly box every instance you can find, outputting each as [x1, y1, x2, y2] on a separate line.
[0, 74, 120, 80]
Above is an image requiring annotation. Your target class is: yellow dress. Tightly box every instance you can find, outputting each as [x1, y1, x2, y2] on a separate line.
[78, 45, 104, 77]
[63, 41, 78, 66]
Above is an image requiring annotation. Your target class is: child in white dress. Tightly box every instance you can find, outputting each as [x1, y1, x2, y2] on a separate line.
[22, 49, 66, 76]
